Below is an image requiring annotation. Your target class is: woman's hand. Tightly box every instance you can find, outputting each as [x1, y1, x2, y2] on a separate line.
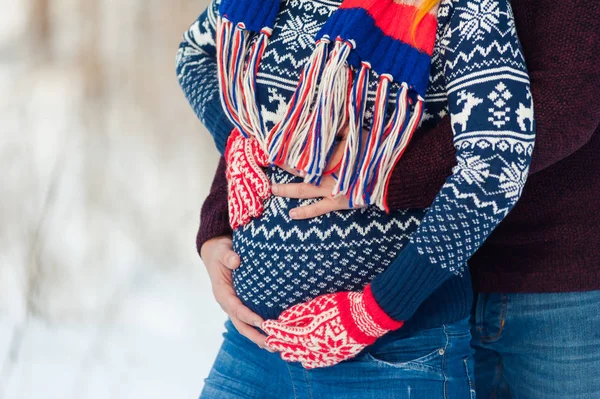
[261, 283, 404, 369]
[274, 124, 369, 220]
[201, 236, 275, 352]
[271, 174, 356, 219]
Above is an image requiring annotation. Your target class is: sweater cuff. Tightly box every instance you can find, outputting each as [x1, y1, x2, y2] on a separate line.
[363, 283, 405, 330]
[368, 244, 452, 322]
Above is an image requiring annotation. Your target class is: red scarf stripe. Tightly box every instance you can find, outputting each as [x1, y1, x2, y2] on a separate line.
[339, 0, 437, 55]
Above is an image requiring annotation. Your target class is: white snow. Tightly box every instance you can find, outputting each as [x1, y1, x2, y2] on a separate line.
[0, 266, 228, 399]
[0, 0, 229, 397]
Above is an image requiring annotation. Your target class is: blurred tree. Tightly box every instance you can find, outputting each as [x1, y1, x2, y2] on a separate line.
[0, 0, 218, 322]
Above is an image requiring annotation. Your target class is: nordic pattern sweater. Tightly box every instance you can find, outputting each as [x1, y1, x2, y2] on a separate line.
[176, 0, 534, 332]
[192, 0, 600, 295]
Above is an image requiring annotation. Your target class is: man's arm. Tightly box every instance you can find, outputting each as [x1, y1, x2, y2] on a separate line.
[386, 0, 600, 210]
[369, 0, 536, 321]
[197, 156, 232, 256]
[196, 0, 600, 253]
[385, 115, 456, 210]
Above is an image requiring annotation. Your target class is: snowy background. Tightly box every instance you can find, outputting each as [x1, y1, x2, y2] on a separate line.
[0, 0, 228, 397]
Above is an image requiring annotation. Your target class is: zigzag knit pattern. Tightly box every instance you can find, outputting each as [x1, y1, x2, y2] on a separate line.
[231, 166, 424, 320]
[176, 0, 535, 323]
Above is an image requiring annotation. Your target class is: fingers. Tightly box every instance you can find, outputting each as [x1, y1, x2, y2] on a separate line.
[201, 239, 273, 353]
[211, 278, 267, 345]
[201, 236, 240, 271]
[230, 316, 269, 350]
[289, 199, 348, 220]
[271, 182, 330, 199]
[217, 291, 271, 351]
[217, 245, 241, 271]
[215, 285, 264, 329]
[221, 251, 241, 271]
[271, 174, 337, 199]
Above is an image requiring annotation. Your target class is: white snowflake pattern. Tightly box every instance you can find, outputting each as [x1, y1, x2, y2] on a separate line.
[279, 15, 320, 52]
[498, 161, 528, 199]
[456, 0, 501, 41]
[455, 153, 490, 185]
[177, 0, 535, 303]
[440, 26, 453, 51]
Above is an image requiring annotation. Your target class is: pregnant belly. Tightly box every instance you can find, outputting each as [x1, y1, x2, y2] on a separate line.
[231, 168, 425, 320]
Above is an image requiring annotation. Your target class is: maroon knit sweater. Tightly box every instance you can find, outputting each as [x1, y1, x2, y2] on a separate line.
[197, 0, 600, 293]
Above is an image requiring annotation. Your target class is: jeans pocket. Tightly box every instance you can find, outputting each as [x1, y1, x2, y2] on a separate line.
[364, 348, 444, 372]
[361, 330, 446, 374]
[462, 355, 477, 399]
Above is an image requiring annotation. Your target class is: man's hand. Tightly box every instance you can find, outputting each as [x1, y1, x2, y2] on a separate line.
[201, 236, 274, 352]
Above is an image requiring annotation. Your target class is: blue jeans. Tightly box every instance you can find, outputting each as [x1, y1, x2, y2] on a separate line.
[471, 291, 600, 398]
[200, 317, 476, 398]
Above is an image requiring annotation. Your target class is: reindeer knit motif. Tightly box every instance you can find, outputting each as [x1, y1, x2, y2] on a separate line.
[176, 0, 535, 327]
[452, 91, 484, 133]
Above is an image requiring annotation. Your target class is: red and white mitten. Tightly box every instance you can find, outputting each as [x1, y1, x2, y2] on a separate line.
[260, 283, 404, 369]
[225, 129, 271, 230]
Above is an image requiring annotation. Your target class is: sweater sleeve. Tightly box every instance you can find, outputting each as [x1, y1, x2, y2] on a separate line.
[385, 1, 600, 211]
[385, 115, 456, 210]
[196, 156, 233, 257]
[369, 0, 536, 321]
[176, 0, 235, 154]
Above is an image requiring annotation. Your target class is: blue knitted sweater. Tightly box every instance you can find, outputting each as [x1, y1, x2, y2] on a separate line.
[176, 0, 535, 334]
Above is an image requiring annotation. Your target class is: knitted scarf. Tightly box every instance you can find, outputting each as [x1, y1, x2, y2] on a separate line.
[216, 0, 439, 211]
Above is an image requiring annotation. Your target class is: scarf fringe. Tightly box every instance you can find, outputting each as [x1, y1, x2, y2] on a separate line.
[371, 86, 424, 212]
[332, 61, 370, 199]
[267, 37, 331, 166]
[216, 16, 425, 211]
[217, 17, 272, 148]
[348, 74, 391, 208]
[287, 38, 352, 185]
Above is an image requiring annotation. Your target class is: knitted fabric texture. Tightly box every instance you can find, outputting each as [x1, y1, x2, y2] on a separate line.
[177, 0, 535, 326]
[261, 282, 404, 368]
[216, 0, 439, 212]
[193, 2, 600, 295]
[224, 128, 271, 229]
